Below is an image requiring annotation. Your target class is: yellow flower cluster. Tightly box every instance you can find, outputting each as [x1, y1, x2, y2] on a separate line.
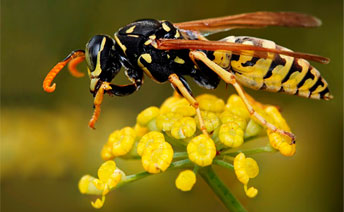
[79, 160, 124, 208]
[79, 93, 297, 208]
[234, 153, 259, 198]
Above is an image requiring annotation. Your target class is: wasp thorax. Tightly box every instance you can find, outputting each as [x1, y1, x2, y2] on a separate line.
[85, 35, 122, 82]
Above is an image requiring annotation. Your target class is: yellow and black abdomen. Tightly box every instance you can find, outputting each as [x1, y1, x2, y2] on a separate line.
[216, 36, 332, 100]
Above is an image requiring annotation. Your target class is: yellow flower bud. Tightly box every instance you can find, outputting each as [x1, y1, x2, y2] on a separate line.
[160, 96, 196, 116]
[196, 94, 225, 112]
[219, 122, 244, 147]
[175, 170, 196, 191]
[244, 184, 258, 198]
[279, 142, 296, 157]
[264, 106, 290, 131]
[141, 141, 174, 174]
[91, 196, 105, 209]
[225, 95, 250, 120]
[171, 117, 196, 139]
[108, 127, 136, 157]
[267, 131, 285, 149]
[234, 153, 259, 185]
[245, 119, 264, 138]
[134, 123, 149, 137]
[195, 111, 220, 133]
[187, 135, 216, 167]
[156, 112, 183, 132]
[220, 111, 247, 130]
[137, 131, 165, 156]
[137, 106, 160, 126]
[78, 175, 103, 195]
[97, 160, 122, 190]
[100, 143, 114, 161]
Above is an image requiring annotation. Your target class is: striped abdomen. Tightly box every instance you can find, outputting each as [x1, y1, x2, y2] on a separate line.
[215, 36, 332, 100]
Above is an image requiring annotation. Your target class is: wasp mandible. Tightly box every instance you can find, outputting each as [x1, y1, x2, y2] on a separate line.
[43, 12, 332, 142]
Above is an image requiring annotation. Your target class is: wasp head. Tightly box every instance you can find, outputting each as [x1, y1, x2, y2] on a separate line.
[85, 35, 122, 94]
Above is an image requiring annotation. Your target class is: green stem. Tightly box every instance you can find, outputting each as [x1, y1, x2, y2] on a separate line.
[222, 145, 275, 156]
[199, 166, 247, 212]
[213, 160, 234, 170]
[117, 159, 192, 188]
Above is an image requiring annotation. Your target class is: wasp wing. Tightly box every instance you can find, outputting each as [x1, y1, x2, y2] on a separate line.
[174, 12, 321, 34]
[157, 39, 329, 64]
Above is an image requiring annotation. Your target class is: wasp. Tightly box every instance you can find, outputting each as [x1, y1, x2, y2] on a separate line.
[43, 12, 332, 142]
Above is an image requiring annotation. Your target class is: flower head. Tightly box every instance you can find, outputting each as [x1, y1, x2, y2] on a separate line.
[107, 127, 136, 157]
[141, 141, 174, 173]
[137, 131, 165, 156]
[187, 135, 216, 167]
[171, 117, 197, 139]
[175, 170, 196, 191]
[196, 94, 225, 113]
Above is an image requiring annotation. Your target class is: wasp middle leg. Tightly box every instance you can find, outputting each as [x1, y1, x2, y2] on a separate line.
[189, 50, 296, 142]
[168, 74, 209, 137]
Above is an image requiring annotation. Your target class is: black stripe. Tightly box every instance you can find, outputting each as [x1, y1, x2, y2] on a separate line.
[309, 77, 325, 93]
[231, 54, 240, 61]
[297, 66, 315, 88]
[264, 54, 286, 79]
[281, 59, 302, 83]
[319, 87, 330, 99]
[278, 87, 285, 93]
[241, 57, 259, 67]
[260, 83, 267, 90]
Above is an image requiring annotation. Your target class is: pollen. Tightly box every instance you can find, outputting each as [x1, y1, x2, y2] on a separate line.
[137, 106, 160, 126]
[219, 122, 244, 147]
[107, 127, 136, 157]
[171, 117, 196, 139]
[175, 170, 197, 191]
[195, 111, 220, 133]
[196, 94, 225, 113]
[141, 141, 174, 174]
[187, 134, 216, 167]
[137, 131, 165, 156]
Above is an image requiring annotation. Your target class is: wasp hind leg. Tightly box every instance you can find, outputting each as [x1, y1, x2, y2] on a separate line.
[189, 50, 296, 143]
[168, 74, 209, 137]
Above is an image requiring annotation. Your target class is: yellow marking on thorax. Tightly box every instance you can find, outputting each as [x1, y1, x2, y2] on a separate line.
[128, 34, 139, 38]
[114, 34, 127, 55]
[92, 37, 107, 77]
[162, 23, 171, 32]
[141, 53, 152, 63]
[137, 54, 159, 82]
[174, 56, 185, 64]
[126, 25, 136, 34]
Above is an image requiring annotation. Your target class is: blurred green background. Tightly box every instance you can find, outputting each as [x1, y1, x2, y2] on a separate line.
[1, 0, 342, 211]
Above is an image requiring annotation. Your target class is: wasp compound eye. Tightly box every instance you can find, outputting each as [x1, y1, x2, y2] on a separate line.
[85, 35, 121, 81]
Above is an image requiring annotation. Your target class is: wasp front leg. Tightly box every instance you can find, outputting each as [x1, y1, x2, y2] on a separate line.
[189, 50, 296, 142]
[168, 74, 209, 137]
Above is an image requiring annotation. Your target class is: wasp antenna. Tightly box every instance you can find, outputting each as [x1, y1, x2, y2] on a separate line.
[68, 55, 86, 77]
[43, 50, 85, 93]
